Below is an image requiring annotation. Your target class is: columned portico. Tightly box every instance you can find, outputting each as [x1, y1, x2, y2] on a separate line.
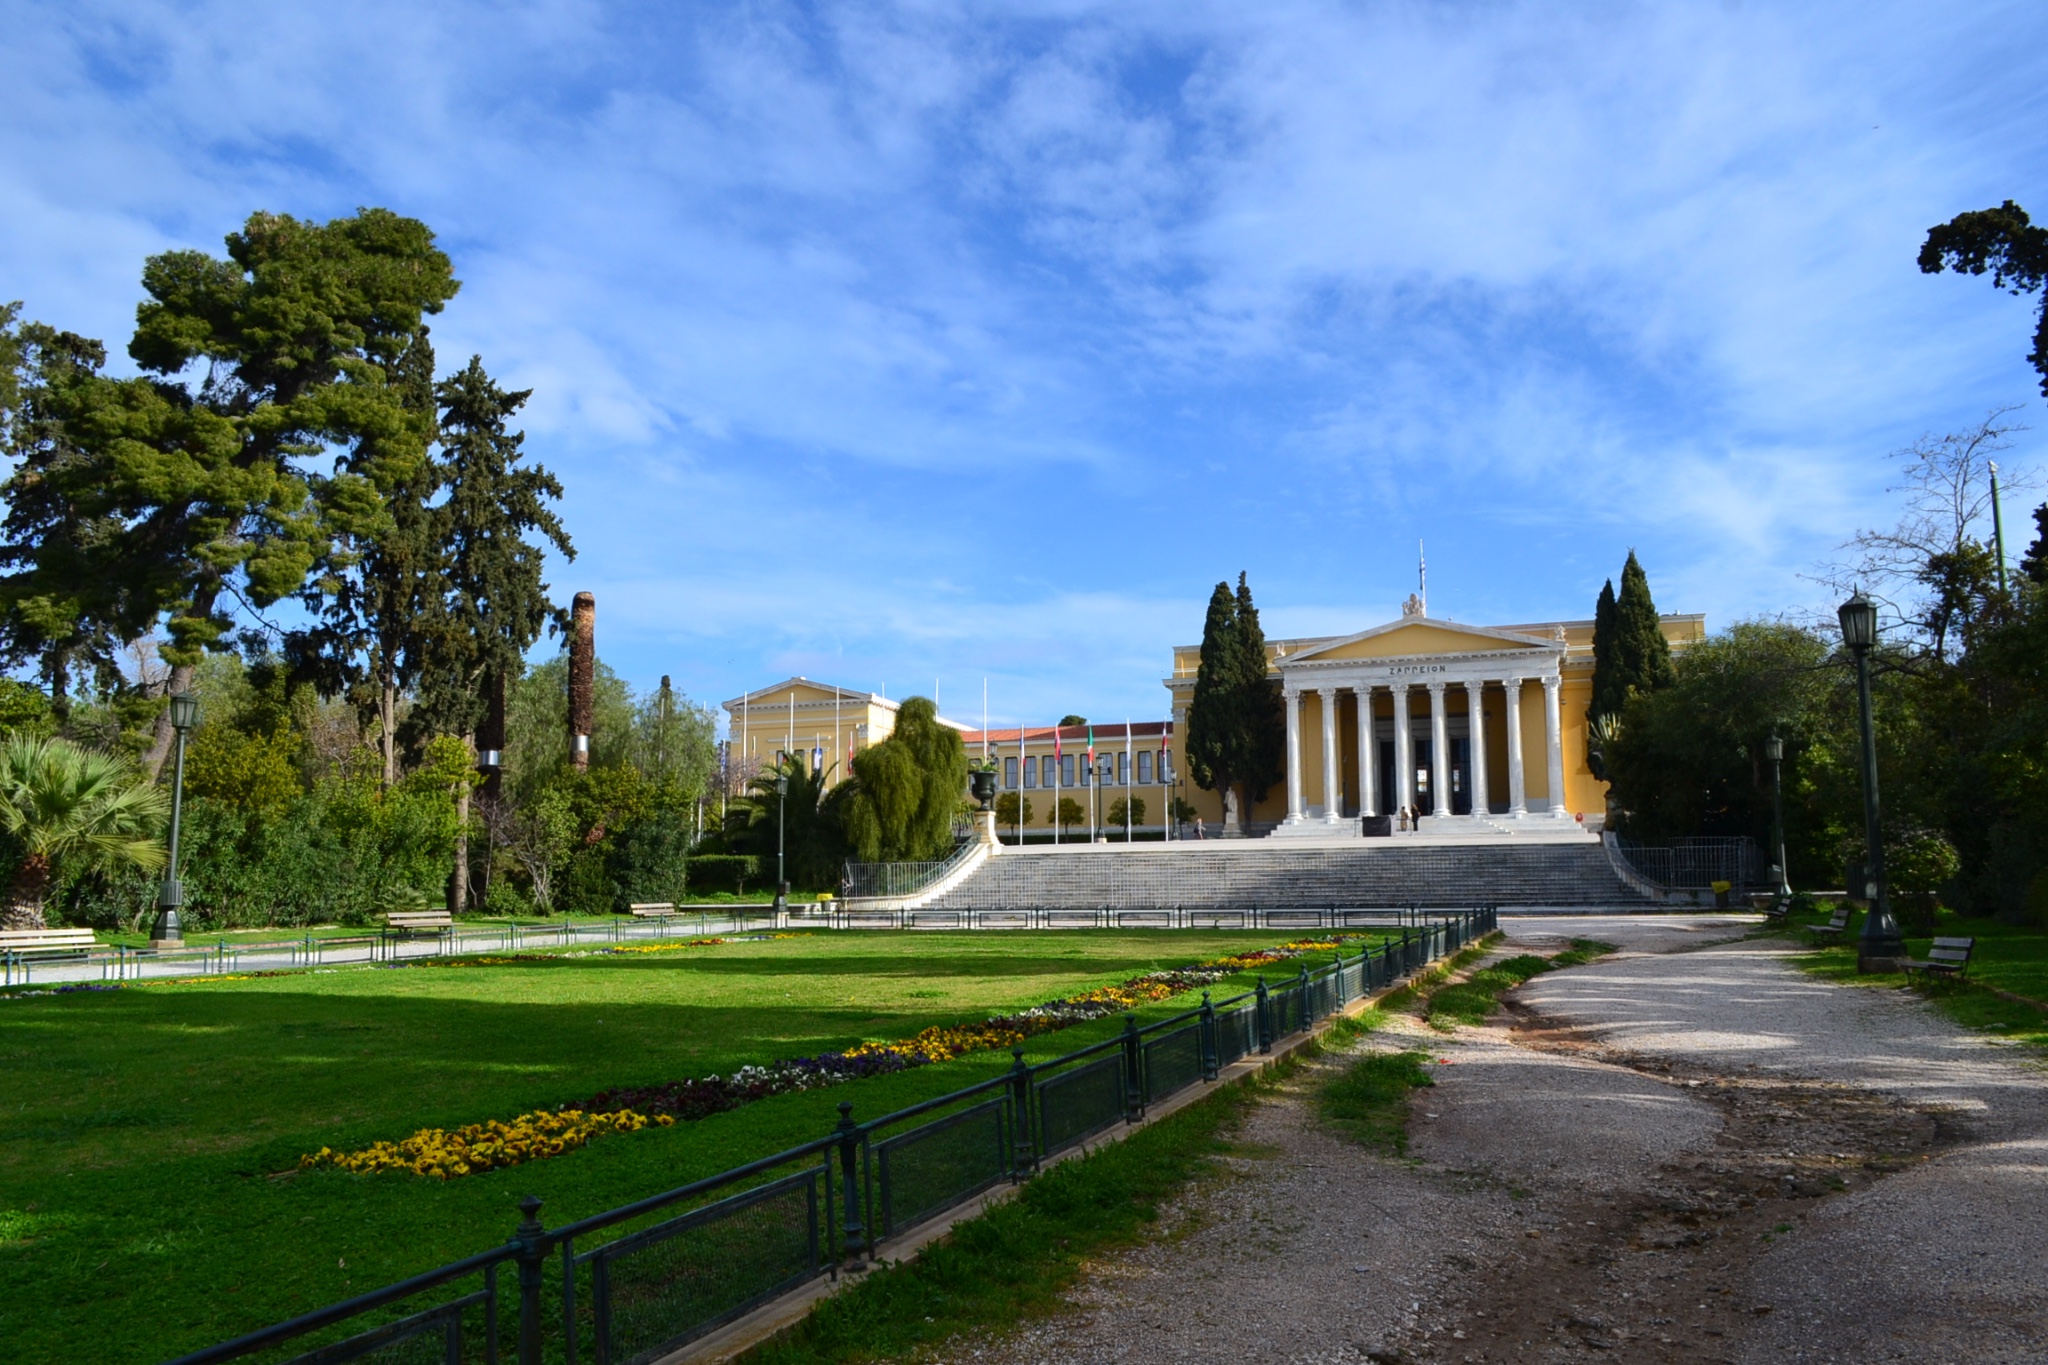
[1505, 676, 1527, 817]
[1263, 614, 1578, 838]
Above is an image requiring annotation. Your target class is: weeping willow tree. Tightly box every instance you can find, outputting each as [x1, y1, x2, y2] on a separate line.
[837, 697, 967, 862]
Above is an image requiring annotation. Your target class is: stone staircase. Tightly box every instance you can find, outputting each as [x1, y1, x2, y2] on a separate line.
[919, 840, 1655, 910]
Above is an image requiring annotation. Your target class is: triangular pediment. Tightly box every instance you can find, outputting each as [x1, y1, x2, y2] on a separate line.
[723, 678, 880, 711]
[1285, 619, 1559, 664]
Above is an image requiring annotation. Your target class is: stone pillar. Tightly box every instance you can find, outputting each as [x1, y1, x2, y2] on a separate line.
[1283, 687, 1305, 825]
[1426, 681, 1450, 818]
[1504, 676, 1527, 818]
[1318, 686, 1341, 823]
[1543, 674, 1568, 817]
[1392, 684, 1414, 817]
[1464, 679, 1489, 817]
[1355, 686, 1377, 817]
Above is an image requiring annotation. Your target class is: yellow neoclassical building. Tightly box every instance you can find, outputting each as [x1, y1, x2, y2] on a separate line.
[720, 601, 1704, 837]
[1163, 601, 1704, 832]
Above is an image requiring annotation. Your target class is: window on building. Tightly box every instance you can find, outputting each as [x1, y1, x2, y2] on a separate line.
[1061, 754, 1075, 787]
[1024, 756, 1037, 788]
[1137, 751, 1152, 785]
[1160, 751, 1175, 784]
[1042, 755, 1056, 787]
[1004, 756, 1018, 789]
[1117, 751, 1129, 785]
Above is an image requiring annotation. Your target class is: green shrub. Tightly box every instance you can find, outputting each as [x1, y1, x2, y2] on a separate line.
[684, 854, 763, 896]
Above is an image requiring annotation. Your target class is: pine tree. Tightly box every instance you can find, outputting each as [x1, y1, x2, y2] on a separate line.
[46, 209, 459, 777]
[1610, 550, 1675, 703]
[1587, 578, 1621, 723]
[1232, 572, 1285, 810]
[0, 315, 146, 719]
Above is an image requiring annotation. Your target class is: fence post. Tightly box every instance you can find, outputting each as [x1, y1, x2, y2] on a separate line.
[513, 1195, 547, 1365]
[1007, 1049, 1035, 1174]
[834, 1101, 866, 1264]
[1296, 964, 1312, 1030]
[1255, 978, 1272, 1053]
[1199, 991, 1217, 1080]
[1121, 1014, 1144, 1121]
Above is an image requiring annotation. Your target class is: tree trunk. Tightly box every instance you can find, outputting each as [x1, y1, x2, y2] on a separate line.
[142, 663, 196, 780]
[450, 735, 474, 916]
[47, 649, 70, 725]
[1, 856, 53, 931]
[379, 682, 399, 787]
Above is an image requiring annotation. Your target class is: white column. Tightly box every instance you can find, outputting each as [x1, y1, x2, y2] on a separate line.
[1427, 680, 1450, 819]
[1355, 686, 1377, 817]
[1464, 679, 1489, 817]
[1392, 684, 1414, 816]
[1543, 674, 1568, 818]
[1504, 676, 1527, 818]
[1318, 686, 1341, 823]
[1283, 687, 1306, 825]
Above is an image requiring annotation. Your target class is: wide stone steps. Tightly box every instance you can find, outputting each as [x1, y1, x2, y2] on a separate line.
[921, 841, 1652, 910]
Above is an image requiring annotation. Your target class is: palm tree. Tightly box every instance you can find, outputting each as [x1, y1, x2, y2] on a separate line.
[0, 736, 169, 930]
[725, 753, 844, 891]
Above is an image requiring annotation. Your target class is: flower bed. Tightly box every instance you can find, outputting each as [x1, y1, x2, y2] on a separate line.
[298, 934, 1376, 1178]
[300, 1108, 675, 1179]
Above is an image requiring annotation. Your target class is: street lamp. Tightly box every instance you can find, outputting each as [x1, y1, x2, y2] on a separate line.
[1837, 593, 1903, 961]
[1764, 731, 1792, 901]
[150, 691, 201, 948]
[773, 772, 788, 917]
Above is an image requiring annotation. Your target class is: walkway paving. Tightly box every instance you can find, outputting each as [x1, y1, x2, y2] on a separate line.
[965, 913, 2048, 1364]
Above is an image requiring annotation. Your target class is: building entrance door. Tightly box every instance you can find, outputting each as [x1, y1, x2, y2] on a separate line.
[1450, 737, 1472, 815]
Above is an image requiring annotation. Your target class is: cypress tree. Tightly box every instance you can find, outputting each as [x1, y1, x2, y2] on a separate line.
[1587, 578, 1621, 723]
[1611, 550, 1676, 701]
[1232, 572, 1285, 812]
[1185, 574, 1285, 833]
[2022, 502, 2048, 585]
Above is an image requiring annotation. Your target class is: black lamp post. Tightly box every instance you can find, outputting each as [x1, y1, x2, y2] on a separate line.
[150, 691, 200, 947]
[773, 772, 788, 916]
[1837, 593, 1903, 961]
[1765, 731, 1792, 900]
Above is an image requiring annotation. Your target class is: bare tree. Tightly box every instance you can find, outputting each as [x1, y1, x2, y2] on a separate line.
[1815, 408, 2038, 662]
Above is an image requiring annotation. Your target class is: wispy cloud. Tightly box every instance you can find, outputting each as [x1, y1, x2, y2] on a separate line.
[2, 0, 2045, 726]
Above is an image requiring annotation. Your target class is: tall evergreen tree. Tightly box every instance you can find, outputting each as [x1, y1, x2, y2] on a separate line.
[292, 327, 444, 783]
[45, 209, 459, 777]
[1611, 550, 1676, 702]
[2022, 502, 2048, 586]
[1185, 573, 1284, 833]
[0, 314, 146, 718]
[413, 357, 572, 911]
[1587, 578, 1622, 723]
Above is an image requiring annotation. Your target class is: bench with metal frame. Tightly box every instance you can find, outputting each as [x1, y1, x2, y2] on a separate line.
[1902, 936, 1974, 983]
[0, 927, 95, 959]
[1807, 906, 1851, 941]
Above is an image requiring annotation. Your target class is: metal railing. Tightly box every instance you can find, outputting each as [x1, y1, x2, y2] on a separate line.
[840, 839, 978, 901]
[1610, 835, 1764, 890]
[162, 908, 1496, 1365]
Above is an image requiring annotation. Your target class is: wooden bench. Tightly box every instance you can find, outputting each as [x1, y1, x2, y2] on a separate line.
[628, 903, 677, 918]
[1903, 936, 1974, 982]
[383, 910, 454, 938]
[1807, 906, 1851, 941]
[0, 928, 96, 959]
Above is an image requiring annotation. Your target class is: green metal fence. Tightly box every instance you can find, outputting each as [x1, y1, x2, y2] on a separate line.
[162, 908, 1496, 1365]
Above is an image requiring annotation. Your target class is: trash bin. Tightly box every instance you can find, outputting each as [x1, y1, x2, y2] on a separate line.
[1712, 879, 1732, 910]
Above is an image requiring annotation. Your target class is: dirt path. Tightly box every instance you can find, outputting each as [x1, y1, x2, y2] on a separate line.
[962, 915, 2048, 1365]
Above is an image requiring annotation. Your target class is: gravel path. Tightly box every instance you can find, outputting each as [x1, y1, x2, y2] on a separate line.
[957, 914, 2048, 1365]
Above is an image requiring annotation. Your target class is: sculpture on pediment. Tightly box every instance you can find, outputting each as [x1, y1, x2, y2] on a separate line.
[1401, 592, 1426, 618]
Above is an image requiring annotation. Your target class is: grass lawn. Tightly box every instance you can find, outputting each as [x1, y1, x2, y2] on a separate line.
[0, 928, 1370, 1363]
[1780, 908, 2048, 1050]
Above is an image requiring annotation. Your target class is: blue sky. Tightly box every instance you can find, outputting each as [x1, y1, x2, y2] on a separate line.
[4, 1, 2046, 733]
